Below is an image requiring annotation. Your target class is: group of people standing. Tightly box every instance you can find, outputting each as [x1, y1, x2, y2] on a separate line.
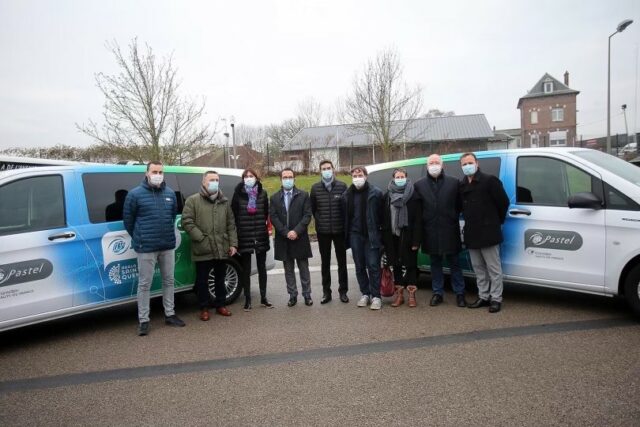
[123, 152, 509, 336]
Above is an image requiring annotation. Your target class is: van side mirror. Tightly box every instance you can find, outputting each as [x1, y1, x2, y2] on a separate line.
[568, 192, 602, 209]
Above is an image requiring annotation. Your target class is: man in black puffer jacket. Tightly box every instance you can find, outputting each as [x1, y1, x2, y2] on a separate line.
[310, 160, 349, 304]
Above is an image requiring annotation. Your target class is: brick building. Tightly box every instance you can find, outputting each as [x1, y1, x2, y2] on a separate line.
[517, 72, 579, 148]
[283, 114, 494, 172]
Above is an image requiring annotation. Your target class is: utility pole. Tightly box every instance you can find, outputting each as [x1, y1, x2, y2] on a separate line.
[230, 117, 237, 169]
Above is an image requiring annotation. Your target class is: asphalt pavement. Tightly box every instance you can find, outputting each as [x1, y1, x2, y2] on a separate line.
[1, 242, 639, 426]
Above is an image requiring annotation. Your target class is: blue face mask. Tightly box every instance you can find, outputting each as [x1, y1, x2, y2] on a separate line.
[282, 178, 294, 190]
[321, 170, 333, 180]
[462, 164, 477, 176]
[207, 181, 219, 193]
[394, 178, 407, 187]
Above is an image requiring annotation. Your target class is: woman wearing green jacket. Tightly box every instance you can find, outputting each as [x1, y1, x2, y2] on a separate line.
[182, 171, 239, 321]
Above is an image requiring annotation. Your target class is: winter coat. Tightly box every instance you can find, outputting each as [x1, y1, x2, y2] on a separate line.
[414, 172, 462, 255]
[181, 191, 238, 262]
[310, 179, 347, 234]
[343, 183, 384, 249]
[123, 179, 177, 253]
[269, 186, 313, 260]
[381, 191, 422, 267]
[231, 181, 270, 254]
[459, 169, 510, 249]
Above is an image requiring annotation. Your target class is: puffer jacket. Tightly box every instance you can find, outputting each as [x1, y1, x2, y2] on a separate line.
[231, 181, 270, 254]
[123, 179, 177, 253]
[181, 191, 238, 262]
[310, 179, 347, 234]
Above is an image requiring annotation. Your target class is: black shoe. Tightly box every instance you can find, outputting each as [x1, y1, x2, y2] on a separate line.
[320, 294, 332, 304]
[467, 298, 490, 309]
[244, 300, 252, 311]
[288, 296, 297, 307]
[339, 293, 349, 303]
[456, 294, 467, 308]
[304, 297, 313, 306]
[430, 294, 443, 306]
[137, 321, 149, 336]
[489, 301, 502, 313]
[260, 298, 273, 308]
[164, 315, 185, 327]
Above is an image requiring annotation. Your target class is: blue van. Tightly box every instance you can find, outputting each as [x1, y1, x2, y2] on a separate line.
[366, 147, 640, 315]
[0, 163, 275, 331]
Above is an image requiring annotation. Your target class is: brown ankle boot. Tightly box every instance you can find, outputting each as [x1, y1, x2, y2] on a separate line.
[391, 285, 404, 307]
[407, 285, 417, 308]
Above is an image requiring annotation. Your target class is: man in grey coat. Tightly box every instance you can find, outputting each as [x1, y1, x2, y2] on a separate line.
[269, 168, 314, 307]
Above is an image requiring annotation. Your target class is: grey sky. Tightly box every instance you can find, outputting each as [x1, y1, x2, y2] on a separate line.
[1, 0, 639, 149]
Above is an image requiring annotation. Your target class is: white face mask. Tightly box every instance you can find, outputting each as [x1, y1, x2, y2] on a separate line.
[352, 177, 366, 189]
[148, 174, 164, 187]
[244, 177, 256, 188]
[428, 165, 442, 177]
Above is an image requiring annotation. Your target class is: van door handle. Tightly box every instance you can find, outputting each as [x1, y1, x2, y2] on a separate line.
[48, 231, 76, 241]
[509, 208, 531, 216]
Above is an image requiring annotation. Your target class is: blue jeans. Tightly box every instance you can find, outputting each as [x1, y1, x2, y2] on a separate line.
[430, 253, 465, 296]
[349, 233, 381, 298]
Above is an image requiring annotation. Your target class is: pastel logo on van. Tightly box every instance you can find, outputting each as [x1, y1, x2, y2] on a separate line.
[108, 238, 129, 255]
[525, 229, 583, 251]
[0, 259, 53, 287]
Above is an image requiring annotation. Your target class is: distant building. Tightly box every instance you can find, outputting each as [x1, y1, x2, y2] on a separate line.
[491, 128, 522, 150]
[284, 114, 495, 171]
[518, 71, 579, 148]
[187, 145, 264, 170]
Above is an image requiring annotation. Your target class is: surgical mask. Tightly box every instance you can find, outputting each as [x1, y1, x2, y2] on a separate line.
[462, 163, 477, 176]
[282, 178, 294, 190]
[428, 165, 442, 177]
[244, 177, 256, 188]
[148, 174, 164, 186]
[352, 177, 366, 189]
[394, 178, 407, 187]
[321, 170, 333, 180]
[207, 181, 219, 193]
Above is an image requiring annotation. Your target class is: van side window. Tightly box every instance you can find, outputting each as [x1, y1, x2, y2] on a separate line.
[605, 183, 640, 211]
[517, 157, 602, 206]
[443, 157, 501, 181]
[367, 164, 425, 189]
[176, 172, 242, 203]
[83, 172, 181, 223]
[0, 175, 65, 235]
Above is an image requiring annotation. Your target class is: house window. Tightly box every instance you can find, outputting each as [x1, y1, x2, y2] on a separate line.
[531, 111, 538, 124]
[550, 130, 567, 147]
[544, 81, 553, 93]
[552, 108, 564, 122]
[531, 134, 539, 148]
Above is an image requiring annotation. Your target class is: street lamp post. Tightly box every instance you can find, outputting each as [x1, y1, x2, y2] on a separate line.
[607, 19, 634, 154]
[230, 116, 237, 169]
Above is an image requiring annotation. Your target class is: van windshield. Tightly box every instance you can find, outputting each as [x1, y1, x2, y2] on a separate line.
[572, 150, 640, 187]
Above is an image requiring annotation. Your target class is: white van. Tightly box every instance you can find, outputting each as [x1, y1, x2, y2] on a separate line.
[0, 163, 275, 331]
[366, 147, 640, 314]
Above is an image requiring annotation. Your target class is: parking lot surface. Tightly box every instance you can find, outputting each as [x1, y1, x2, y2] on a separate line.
[1, 247, 639, 426]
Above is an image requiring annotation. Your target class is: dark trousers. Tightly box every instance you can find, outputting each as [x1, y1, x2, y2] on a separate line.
[195, 259, 227, 309]
[392, 264, 417, 286]
[316, 232, 348, 296]
[240, 251, 268, 300]
[430, 253, 465, 296]
[349, 233, 381, 298]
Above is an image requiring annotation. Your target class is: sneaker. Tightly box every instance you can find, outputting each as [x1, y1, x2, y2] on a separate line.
[137, 321, 150, 336]
[357, 295, 371, 307]
[164, 315, 186, 327]
[370, 297, 382, 310]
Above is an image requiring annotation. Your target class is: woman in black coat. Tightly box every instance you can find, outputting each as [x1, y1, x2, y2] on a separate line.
[381, 168, 422, 308]
[231, 168, 272, 311]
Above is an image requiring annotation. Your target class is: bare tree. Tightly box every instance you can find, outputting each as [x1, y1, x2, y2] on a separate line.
[344, 48, 423, 161]
[76, 39, 215, 164]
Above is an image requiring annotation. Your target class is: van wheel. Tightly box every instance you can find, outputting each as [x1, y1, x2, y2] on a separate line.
[208, 258, 245, 305]
[624, 264, 640, 316]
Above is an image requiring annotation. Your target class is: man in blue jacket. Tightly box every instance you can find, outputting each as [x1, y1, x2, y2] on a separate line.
[123, 161, 185, 336]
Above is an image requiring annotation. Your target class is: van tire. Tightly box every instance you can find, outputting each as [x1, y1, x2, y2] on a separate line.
[207, 258, 245, 305]
[624, 264, 640, 316]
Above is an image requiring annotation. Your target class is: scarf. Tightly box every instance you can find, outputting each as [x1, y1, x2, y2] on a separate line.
[322, 177, 333, 191]
[246, 185, 258, 215]
[388, 179, 414, 237]
[200, 184, 219, 202]
[347, 182, 369, 239]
